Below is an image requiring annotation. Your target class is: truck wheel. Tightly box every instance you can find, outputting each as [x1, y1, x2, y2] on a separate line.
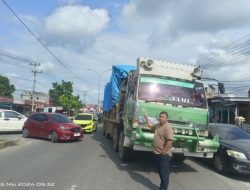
[113, 127, 120, 152]
[104, 122, 110, 138]
[118, 130, 131, 161]
[102, 122, 106, 136]
[105, 127, 110, 138]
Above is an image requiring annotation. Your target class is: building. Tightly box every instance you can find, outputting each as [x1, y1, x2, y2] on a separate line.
[208, 96, 250, 124]
[0, 91, 51, 114]
[0, 96, 13, 109]
[20, 91, 50, 112]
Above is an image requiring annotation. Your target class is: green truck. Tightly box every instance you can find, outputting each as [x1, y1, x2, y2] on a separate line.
[102, 57, 219, 161]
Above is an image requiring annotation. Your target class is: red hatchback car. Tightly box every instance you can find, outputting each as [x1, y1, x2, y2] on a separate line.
[22, 113, 83, 142]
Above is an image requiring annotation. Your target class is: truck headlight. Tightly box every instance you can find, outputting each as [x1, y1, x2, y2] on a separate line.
[226, 150, 247, 160]
[188, 130, 193, 135]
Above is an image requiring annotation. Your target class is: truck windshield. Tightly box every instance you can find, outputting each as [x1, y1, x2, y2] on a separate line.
[138, 76, 207, 108]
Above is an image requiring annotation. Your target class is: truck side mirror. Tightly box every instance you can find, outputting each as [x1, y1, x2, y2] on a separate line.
[218, 83, 225, 94]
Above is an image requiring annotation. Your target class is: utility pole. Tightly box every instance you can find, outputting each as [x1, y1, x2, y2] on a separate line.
[82, 91, 87, 105]
[31, 63, 42, 112]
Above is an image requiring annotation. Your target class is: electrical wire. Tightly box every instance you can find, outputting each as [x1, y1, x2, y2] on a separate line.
[198, 33, 250, 67]
[1, 0, 90, 84]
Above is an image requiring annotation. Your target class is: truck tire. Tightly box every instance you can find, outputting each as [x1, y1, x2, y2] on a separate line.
[102, 121, 106, 136]
[113, 127, 120, 152]
[118, 130, 131, 161]
[104, 122, 110, 138]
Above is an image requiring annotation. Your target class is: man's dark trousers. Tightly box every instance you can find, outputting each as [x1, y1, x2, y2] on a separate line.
[156, 154, 171, 190]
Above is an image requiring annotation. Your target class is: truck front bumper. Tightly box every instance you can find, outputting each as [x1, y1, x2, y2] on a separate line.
[130, 127, 219, 158]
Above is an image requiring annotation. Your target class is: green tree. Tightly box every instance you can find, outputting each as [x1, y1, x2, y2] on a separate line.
[0, 75, 15, 98]
[49, 80, 83, 112]
[58, 94, 83, 111]
[49, 80, 73, 106]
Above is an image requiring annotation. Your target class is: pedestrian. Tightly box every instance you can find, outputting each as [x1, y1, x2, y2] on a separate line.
[144, 111, 173, 190]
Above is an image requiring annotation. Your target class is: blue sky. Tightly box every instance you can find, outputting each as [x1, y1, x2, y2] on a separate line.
[1, 0, 250, 104]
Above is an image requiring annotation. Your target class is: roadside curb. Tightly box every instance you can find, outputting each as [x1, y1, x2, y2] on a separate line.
[0, 138, 22, 150]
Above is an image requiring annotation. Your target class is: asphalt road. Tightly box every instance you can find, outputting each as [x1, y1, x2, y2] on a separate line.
[0, 125, 249, 190]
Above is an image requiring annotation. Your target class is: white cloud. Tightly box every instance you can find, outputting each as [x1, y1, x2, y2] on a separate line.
[120, 0, 250, 45]
[2, 0, 250, 101]
[43, 5, 110, 46]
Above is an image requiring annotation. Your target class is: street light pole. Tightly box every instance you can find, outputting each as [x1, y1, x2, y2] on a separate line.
[87, 68, 111, 112]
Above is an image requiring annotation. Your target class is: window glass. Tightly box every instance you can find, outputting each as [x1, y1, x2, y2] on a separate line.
[50, 114, 71, 123]
[138, 76, 207, 108]
[4, 111, 20, 118]
[209, 124, 250, 140]
[31, 114, 38, 121]
[75, 115, 92, 120]
[39, 114, 48, 122]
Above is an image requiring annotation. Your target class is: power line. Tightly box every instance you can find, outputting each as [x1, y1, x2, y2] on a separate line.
[202, 48, 250, 69]
[201, 40, 250, 67]
[198, 33, 250, 66]
[0, 49, 34, 64]
[226, 85, 250, 90]
[1, 73, 49, 89]
[221, 79, 250, 83]
[226, 88, 249, 94]
[0, 74, 32, 82]
[201, 48, 250, 69]
[0, 57, 31, 69]
[1, 0, 90, 84]
[0, 49, 62, 83]
[197, 33, 250, 71]
[39, 63, 61, 82]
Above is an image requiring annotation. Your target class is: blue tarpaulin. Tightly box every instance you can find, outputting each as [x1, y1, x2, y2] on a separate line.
[103, 82, 112, 111]
[103, 65, 136, 111]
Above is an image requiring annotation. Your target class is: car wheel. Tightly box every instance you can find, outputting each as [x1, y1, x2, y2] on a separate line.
[22, 128, 29, 138]
[214, 154, 227, 174]
[51, 131, 58, 143]
[76, 138, 82, 142]
[92, 124, 97, 133]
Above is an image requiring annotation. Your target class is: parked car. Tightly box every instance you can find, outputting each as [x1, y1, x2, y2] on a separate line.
[73, 113, 97, 133]
[22, 113, 83, 142]
[0, 109, 27, 132]
[208, 123, 250, 174]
